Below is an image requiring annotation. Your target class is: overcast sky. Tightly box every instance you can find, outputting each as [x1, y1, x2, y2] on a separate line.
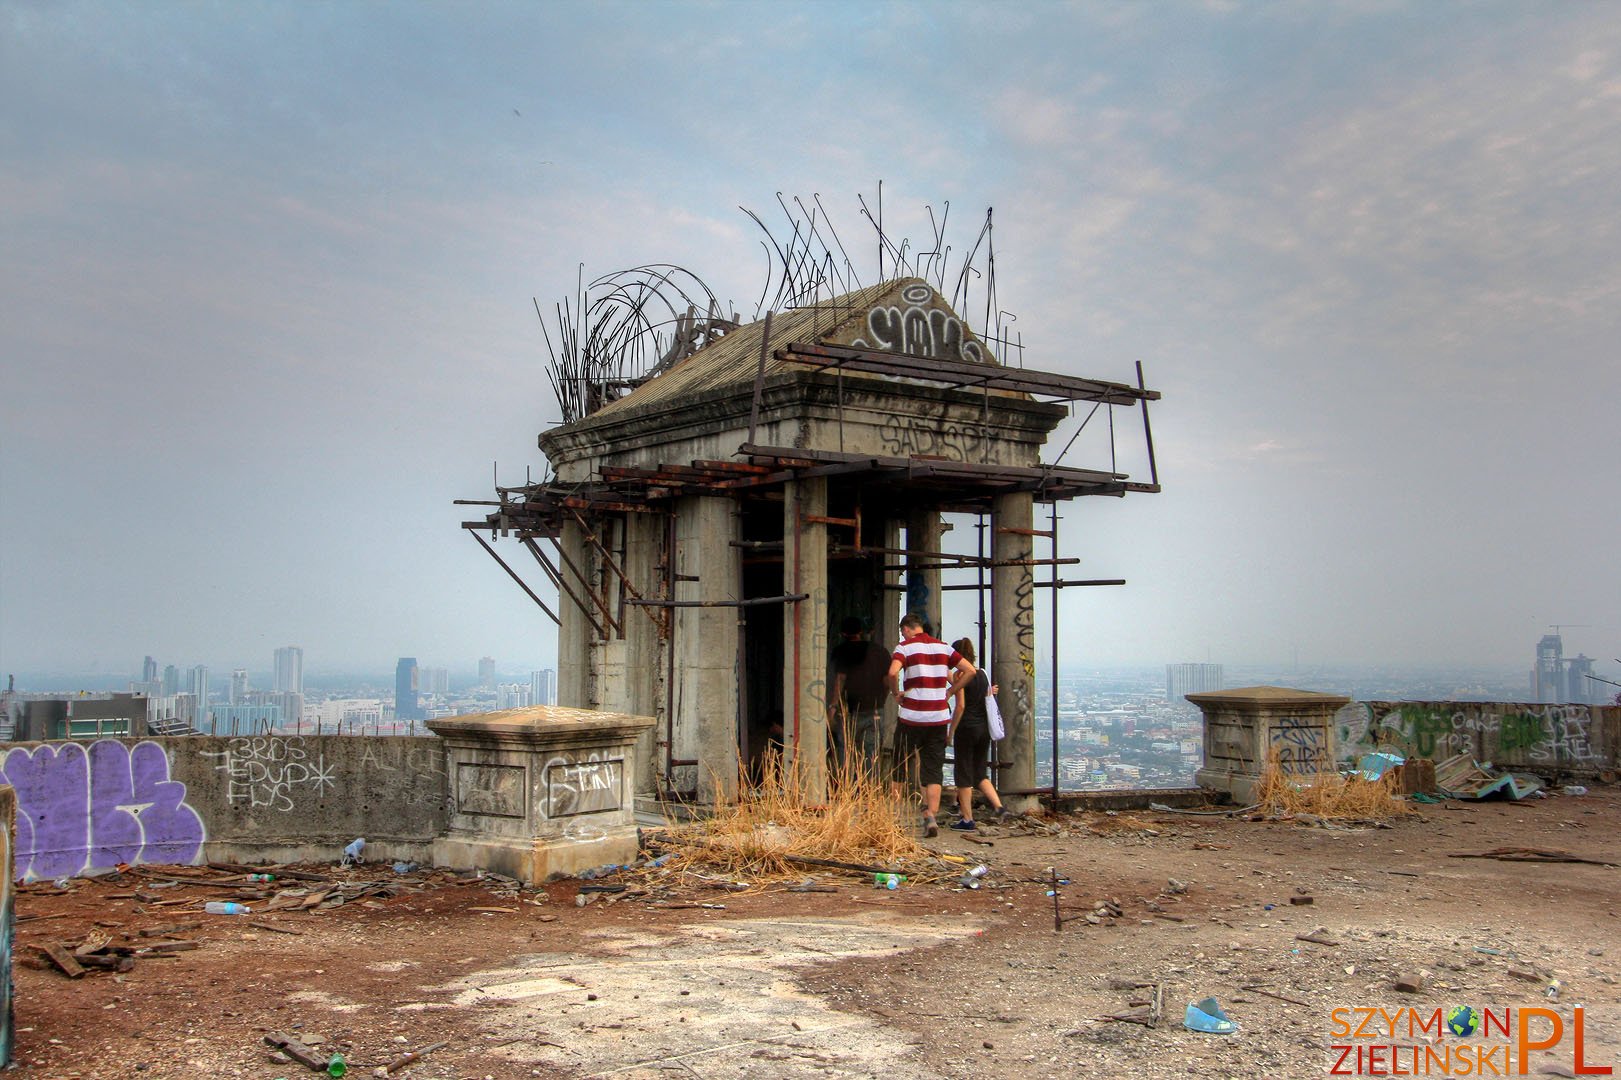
[3, 1, 1618, 682]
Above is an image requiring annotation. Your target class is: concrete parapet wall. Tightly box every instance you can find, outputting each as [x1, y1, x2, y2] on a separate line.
[0, 736, 449, 880]
[1333, 701, 1619, 777]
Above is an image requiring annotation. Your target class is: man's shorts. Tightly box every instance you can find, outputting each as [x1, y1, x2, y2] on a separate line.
[894, 721, 949, 787]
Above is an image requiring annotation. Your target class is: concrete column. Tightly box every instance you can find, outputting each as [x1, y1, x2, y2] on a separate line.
[557, 518, 591, 709]
[675, 496, 741, 804]
[784, 477, 830, 802]
[904, 509, 943, 632]
[621, 511, 664, 795]
[991, 492, 1039, 810]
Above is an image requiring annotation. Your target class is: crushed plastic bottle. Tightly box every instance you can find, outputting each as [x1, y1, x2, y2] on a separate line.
[873, 873, 905, 890]
[341, 837, 366, 866]
[204, 901, 251, 915]
[247, 873, 275, 883]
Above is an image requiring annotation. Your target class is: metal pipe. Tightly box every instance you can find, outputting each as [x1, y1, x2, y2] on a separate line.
[1050, 503, 1060, 801]
[521, 537, 603, 639]
[469, 531, 561, 625]
[627, 594, 807, 608]
[1137, 361, 1160, 488]
[550, 534, 623, 636]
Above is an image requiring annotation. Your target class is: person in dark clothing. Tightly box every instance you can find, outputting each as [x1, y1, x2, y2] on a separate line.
[948, 637, 1010, 830]
[830, 616, 889, 779]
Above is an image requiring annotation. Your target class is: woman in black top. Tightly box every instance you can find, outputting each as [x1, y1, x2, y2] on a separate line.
[948, 638, 1010, 830]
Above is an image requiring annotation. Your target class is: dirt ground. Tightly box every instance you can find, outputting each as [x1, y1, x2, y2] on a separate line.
[11, 786, 1620, 1080]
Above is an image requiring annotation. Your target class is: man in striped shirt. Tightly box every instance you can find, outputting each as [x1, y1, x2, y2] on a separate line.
[887, 612, 977, 838]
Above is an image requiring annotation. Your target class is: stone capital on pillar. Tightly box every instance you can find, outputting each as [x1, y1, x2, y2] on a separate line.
[428, 705, 655, 882]
[1189, 686, 1348, 805]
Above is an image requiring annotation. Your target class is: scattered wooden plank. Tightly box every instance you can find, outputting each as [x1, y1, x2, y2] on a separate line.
[78, 954, 135, 973]
[1296, 930, 1339, 947]
[384, 1040, 449, 1074]
[141, 940, 200, 954]
[40, 943, 86, 979]
[263, 1031, 328, 1071]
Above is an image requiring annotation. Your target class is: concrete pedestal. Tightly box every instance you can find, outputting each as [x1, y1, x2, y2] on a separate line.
[1189, 686, 1349, 805]
[428, 705, 655, 882]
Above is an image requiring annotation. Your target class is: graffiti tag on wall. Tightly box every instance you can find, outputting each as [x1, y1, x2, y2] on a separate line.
[0, 740, 205, 881]
[1270, 716, 1329, 772]
[200, 737, 338, 813]
[852, 283, 987, 364]
[543, 751, 623, 819]
[1335, 702, 1606, 769]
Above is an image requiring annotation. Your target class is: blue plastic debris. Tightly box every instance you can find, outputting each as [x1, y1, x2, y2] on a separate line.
[1184, 997, 1240, 1035]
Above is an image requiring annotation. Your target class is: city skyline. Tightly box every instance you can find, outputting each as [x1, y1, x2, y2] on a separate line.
[3, 4, 1618, 674]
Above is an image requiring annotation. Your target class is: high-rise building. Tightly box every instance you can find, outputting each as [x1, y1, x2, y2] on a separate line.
[479, 656, 496, 688]
[162, 665, 180, 697]
[531, 668, 556, 706]
[142, 655, 158, 683]
[188, 665, 209, 708]
[274, 646, 304, 695]
[1533, 634, 1563, 702]
[395, 657, 421, 721]
[419, 667, 450, 696]
[497, 683, 532, 709]
[1567, 655, 1599, 704]
[1166, 663, 1224, 702]
[230, 669, 249, 704]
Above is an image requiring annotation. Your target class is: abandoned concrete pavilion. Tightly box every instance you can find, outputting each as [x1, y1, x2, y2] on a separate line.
[462, 278, 1160, 807]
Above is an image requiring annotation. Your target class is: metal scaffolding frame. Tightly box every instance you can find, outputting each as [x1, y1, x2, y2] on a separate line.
[459, 336, 1162, 800]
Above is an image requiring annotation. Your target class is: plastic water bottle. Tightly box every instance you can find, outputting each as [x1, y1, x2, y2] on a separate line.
[205, 901, 251, 915]
[247, 873, 275, 883]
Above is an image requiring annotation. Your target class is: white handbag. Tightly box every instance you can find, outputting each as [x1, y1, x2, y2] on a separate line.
[984, 679, 1006, 740]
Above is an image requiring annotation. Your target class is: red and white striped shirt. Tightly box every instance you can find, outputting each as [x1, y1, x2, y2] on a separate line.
[892, 634, 963, 725]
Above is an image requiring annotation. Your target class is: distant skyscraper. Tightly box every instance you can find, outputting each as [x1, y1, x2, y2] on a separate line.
[479, 656, 496, 688]
[419, 667, 449, 695]
[1534, 634, 1564, 702]
[274, 646, 304, 695]
[142, 656, 158, 683]
[162, 665, 180, 697]
[230, 669, 248, 704]
[188, 665, 209, 707]
[1166, 663, 1224, 702]
[395, 657, 421, 721]
[1567, 654, 1599, 704]
[531, 668, 556, 706]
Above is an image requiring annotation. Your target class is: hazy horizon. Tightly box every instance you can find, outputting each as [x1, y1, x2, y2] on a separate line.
[4, 3, 1618, 676]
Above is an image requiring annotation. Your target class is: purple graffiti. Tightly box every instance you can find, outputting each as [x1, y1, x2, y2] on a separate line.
[1, 740, 205, 881]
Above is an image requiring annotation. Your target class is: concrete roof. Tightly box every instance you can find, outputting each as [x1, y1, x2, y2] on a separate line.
[587, 278, 998, 421]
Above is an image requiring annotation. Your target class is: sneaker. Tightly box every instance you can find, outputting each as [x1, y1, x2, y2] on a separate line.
[949, 819, 977, 831]
[923, 815, 939, 838]
[996, 807, 1016, 822]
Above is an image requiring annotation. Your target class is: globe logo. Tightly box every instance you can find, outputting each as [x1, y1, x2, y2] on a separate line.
[1446, 1005, 1481, 1038]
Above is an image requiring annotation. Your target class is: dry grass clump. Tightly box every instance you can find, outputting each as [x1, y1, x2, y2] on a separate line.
[1255, 749, 1418, 821]
[657, 753, 927, 882]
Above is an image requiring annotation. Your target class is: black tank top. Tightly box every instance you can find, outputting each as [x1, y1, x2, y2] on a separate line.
[957, 670, 989, 732]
